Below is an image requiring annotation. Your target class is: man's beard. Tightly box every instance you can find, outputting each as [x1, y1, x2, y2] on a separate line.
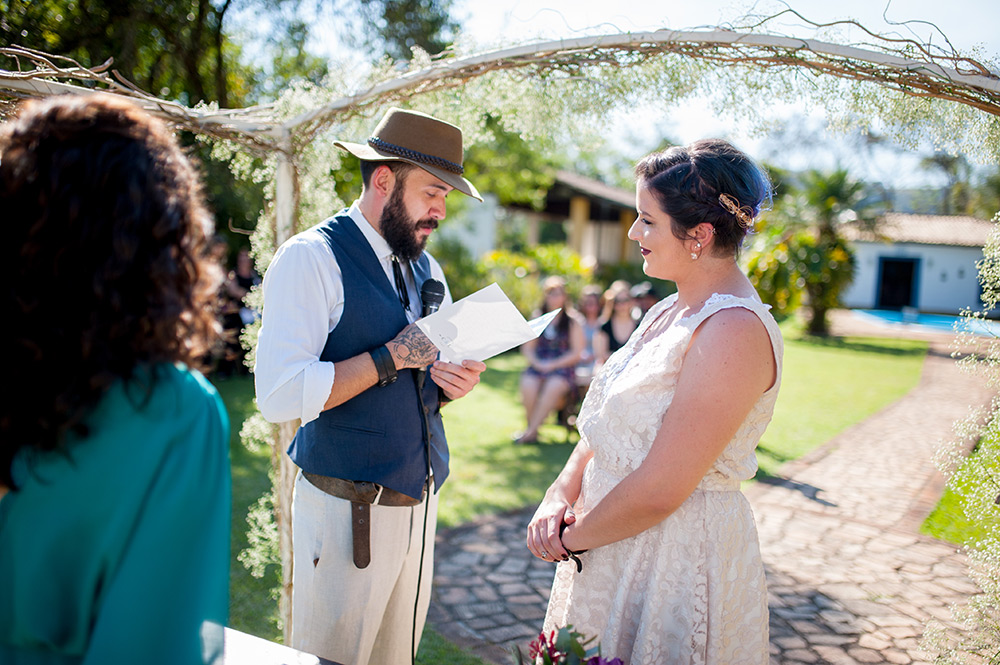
[380, 186, 438, 262]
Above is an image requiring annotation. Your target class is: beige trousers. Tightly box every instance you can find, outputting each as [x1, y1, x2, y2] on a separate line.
[289, 471, 438, 665]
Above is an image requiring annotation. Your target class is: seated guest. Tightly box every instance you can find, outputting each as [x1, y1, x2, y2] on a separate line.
[575, 285, 609, 386]
[601, 281, 639, 355]
[630, 280, 661, 318]
[516, 276, 585, 444]
[0, 94, 231, 665]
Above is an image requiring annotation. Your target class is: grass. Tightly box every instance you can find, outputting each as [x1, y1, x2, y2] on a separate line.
[210, 374, 282, 639]
[922, 483, 985, 546]
[756, 321, 928, 477]
[921, 433, 1000, 546]
[211, 372, 493, 663]
[212, 322, 929, 660]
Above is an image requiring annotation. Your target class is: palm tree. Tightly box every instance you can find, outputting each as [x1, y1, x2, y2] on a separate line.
[747, 168, 875, 335]
[797, 168, 872, 336]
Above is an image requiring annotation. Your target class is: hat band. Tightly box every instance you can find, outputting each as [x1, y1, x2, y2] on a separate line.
[368, 137, 464, 175]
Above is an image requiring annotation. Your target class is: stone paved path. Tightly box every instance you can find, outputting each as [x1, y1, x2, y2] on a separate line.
[428, 316, 993, 664]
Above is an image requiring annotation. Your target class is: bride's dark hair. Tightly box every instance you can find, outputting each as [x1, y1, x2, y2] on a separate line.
[635, 139, 772, 257]
[0, 94, 223, 489]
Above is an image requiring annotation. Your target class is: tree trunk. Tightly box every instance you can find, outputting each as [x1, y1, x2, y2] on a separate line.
[275, 421, 298, 643]
[808, 305, 829, 336]
[214, 0, 234, 108]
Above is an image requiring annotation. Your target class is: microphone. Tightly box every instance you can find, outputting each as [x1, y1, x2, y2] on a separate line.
[417, 279, 445, 388]
[420, 279, 445, 318]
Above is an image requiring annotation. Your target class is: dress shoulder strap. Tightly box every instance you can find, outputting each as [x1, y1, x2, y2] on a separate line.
[688, 293, 784, 382]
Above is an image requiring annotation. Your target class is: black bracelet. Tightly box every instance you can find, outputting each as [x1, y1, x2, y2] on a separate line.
[369, 345, 398, 387]
[559, 520, 588, 573]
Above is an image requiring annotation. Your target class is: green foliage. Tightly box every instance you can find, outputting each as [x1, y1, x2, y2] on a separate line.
[351, 0, 459, 61]
[515, 624, 622, 665]
[747, 168, 872, 334]
[255, 18, 331, 103]
[208, 375, 282, 639]
[745, 238, 801, 318]
[463, 114, 559, 210]
[431, 236, 488, 301]
[482, 245, 593, 316]
[2, 0, 256, 107]
[795, 233, 857, 335]
[921, 218, 1000, 662]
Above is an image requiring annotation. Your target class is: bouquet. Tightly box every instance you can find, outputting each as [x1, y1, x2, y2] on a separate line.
[514, 625, 624, 665]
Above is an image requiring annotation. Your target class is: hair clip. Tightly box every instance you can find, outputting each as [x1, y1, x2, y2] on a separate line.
[718, 193, 755, 229]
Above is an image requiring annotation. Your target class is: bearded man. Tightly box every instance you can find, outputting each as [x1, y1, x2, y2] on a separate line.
[255, 108, 487, 665]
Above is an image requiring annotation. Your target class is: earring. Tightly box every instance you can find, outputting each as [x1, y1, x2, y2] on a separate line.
[691, 252, 698, 260]
[695, 242, 702, 249]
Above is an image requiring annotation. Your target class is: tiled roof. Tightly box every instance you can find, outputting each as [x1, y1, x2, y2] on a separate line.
[554, 170, 636, 209]
[843, 212, 996, 248]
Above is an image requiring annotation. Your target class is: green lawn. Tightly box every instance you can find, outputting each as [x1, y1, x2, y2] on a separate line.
[757, 324, 928, 477]
[212, 322, 928, 659]
[921, 430, 1000, 546]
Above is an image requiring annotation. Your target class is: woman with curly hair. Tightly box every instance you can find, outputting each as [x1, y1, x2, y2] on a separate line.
[0, 95, 231, 664]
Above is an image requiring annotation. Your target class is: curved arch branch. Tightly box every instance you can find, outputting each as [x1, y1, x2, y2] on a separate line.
[5, 27, 996, 149]
[283, 30, 1000, 139]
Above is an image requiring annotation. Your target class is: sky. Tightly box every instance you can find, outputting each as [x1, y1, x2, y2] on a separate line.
[446, 0, 1000, 188]
[453, 0, 996, 54]
[278, 0, 1000, 189]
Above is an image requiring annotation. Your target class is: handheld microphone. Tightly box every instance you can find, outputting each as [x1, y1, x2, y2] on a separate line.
[420, 279, 445, 318]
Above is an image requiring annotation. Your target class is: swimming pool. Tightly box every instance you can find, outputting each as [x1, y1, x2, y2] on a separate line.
[854, 309, 1000, 336]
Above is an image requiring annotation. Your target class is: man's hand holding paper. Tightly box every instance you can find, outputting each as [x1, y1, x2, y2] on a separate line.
[416, 283, 561, 364]
[429, 359, 487, 401]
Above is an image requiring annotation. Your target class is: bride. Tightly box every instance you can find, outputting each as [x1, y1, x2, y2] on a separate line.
[526, 138, 783, 664]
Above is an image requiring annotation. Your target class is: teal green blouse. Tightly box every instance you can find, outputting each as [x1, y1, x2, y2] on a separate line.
[0, 364, 231, 665]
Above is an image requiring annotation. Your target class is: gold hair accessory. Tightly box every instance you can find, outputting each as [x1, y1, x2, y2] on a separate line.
[718, 193, 755, 229]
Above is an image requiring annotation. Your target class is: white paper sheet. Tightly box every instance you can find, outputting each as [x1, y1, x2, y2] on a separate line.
[415, 282, 560, 363]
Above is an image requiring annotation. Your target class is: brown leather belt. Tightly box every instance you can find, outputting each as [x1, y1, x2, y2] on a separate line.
[302, 472, 426, 569]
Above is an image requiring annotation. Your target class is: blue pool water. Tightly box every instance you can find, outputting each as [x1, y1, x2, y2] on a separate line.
[854, 309, 1000, 336]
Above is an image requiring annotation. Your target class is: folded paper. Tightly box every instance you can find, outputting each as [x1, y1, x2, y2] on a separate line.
[416, 282, 560, 363]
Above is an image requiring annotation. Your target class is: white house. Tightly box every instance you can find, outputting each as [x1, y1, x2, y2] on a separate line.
[840, 213, 995, 315]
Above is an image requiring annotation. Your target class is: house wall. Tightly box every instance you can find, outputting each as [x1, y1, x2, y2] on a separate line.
[582, 221, 626, 266]
[841, 241, 983, 314]
[438, 193, 499, 258]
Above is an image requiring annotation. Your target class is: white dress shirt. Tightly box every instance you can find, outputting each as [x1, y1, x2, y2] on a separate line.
[255, 202, 452, 425]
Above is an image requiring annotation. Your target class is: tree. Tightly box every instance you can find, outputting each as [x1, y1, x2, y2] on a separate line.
[748, 168, 879, 335]
[315, 0, 458, 62]
[920, 151, 973, 215]
[1, 0, 256, 107]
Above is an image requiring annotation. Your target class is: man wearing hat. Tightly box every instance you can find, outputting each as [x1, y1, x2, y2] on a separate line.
[255, 108, 487, 665]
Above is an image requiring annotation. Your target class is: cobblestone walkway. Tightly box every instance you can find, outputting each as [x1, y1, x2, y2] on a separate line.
[429, 319, 993, 664]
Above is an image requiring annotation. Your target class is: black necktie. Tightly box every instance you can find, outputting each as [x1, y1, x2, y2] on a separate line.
[391, 255, 410, 312]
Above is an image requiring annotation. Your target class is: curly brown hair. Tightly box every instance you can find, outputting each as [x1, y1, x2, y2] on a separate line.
[0, 94, 223, 489]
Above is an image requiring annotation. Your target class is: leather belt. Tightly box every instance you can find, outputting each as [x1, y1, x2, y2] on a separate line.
[302, 472, 426, 569]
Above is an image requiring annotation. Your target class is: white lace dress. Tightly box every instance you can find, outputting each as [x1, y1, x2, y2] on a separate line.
[543, 293, 783, 665]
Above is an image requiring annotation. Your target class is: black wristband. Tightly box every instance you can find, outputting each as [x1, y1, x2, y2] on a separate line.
[559, 519, 588, 573]
[369, 345, 398, 387]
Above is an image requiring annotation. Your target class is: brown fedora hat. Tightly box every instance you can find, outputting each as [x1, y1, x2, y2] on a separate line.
[335, 107, 482, 201]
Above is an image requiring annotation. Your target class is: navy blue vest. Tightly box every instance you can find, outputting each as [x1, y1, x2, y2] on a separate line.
[286, 213, 448, 499]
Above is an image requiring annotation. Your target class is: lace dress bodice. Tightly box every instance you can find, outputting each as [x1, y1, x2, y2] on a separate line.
[576, 292, 783, 505]
[543, 292, 784, 665]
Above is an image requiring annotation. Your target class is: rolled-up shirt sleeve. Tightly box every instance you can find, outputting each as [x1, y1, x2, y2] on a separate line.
[255, 236, 342, 425]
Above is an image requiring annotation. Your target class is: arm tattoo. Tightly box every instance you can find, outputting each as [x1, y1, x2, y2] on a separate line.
[388, 326, 439, 368]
